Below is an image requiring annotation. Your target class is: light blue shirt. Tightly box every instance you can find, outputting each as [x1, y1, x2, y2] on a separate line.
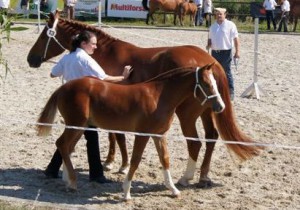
[51, 48, 108, 83]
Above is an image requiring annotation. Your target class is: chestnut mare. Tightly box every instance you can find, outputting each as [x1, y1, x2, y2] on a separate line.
[37, 64, 224, 200]
[27, 11, 262, 189]
[178, 1, 198, 26]
[142, 0, 185, 25]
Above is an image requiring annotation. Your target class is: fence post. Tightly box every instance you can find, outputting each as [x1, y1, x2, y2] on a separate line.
[241, 18, 265, 99]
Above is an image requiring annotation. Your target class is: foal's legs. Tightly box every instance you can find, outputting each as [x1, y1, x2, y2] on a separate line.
[104, 133, 129, 174]
[123, 136, 150, 200]
[152, 136, 180, 197]
[56, 128, 83, 190]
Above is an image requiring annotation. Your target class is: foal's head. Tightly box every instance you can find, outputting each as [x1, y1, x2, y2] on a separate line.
[194, 63, 225, 113]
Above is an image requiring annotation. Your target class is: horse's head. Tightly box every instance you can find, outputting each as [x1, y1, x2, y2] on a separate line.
[194, 63, 225, 113]
[27, 10, 69, 68]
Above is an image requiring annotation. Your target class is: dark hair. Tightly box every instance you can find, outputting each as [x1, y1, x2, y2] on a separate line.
[70, 30, 96, 52]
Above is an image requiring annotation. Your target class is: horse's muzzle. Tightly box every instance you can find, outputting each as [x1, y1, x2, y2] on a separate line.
[27, 55, 43, 68]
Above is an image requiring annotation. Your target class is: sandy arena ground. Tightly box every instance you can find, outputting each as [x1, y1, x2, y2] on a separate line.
[0, 23, 299, 209]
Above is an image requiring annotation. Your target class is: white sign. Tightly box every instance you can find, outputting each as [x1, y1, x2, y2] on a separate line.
[107, 0, 147, 19]
[75, 0, 106, 17]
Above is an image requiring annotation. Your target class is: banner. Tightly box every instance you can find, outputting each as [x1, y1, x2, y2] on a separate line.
[75, 0, 106, 17]
[107, 0, 147, 19]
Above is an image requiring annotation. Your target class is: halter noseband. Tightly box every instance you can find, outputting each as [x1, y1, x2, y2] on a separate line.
[43, 18, 67, 59]
[193, 67, 220, 106]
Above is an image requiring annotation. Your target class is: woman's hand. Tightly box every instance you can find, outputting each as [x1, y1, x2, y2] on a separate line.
[123, 65, 133, 79]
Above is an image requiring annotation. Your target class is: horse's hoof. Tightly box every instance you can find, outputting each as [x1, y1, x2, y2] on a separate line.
[171, 191, 181, 199]
[66, 185, 77, 193]
[103, 162, 114, 171]
[177, 177, 191, 187]
[196, 179, 213, 189]
[118, 165, 129, 174]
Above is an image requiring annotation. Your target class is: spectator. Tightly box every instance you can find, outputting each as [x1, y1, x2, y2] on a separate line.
[277, 0, 290, 32]
[203, 0, 212, 27]
[20, 0, 29, 19]
[263, 0, 277, 30]
[206, 8, 240, 101]
[64, 0, 77, 20]
[194, 0, 203, 26]
[44, 30, 132, 183]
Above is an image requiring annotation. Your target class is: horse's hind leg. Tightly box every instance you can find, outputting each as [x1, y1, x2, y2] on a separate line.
[197, 110, 219, 188]
[116, 133, 129, 174]
[153, 136, 180, 198]
[123, 136, 149, 201]
[104, 133, 129, 174]
[103, 133, 117, 171]
[56, 128, 83, 191]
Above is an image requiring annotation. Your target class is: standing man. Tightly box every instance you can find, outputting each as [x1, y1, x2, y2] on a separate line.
[277, 0, 290, 32]
[263, 0, 277, 30]
[194, 0, 203, 26]
[206, 8, 240, 101]
[64, 0, 77, 20]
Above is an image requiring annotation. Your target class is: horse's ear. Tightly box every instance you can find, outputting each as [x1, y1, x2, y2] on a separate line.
[207, 62, 215, 70]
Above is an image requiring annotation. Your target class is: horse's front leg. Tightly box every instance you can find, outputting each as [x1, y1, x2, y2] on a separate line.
[56, 129, 83, 191]
[176, 105, 201, 186]
[123, 136, 149, 201]
[197, 110, 219, 188]
[152, 136, 180, 198]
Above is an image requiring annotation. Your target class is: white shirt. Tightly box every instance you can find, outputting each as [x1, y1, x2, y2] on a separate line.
[281, 0, 290, 12]
[203, 0, 212, 13]
[209, 19, 239, 50]
[51, 48, 108, 83]
[195, 0, 203, 7]
[0, 0, 9, 8]
[263, 0, 277, 10]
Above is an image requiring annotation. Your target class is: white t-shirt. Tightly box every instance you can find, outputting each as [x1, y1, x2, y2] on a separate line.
[203, 0, 212, 13]
[281, 0, 290, 12]
[209, 19, 239, 50]
[263, 0, 277, 10]
[51, 48, 108, 83]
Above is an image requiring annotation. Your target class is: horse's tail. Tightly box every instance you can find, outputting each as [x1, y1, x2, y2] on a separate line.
[213, 63, 263, 161]
[142, 0, 149, 10]
[36, 89, 60, 136]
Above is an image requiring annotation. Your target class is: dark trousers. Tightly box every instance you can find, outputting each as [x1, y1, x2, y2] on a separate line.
[195, 7, 203, 26]
[265, 10, 276, 30]
[203, 13, 212, 27]
[212, 49, 234, 95]
[278, 12, 289, 32]
[45, 126, 104, 179]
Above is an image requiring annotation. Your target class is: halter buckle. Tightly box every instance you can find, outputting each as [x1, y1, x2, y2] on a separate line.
[47, 28, 57, 38]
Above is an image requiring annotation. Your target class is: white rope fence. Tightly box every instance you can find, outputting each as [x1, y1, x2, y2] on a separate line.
[0, 117, 299, 150]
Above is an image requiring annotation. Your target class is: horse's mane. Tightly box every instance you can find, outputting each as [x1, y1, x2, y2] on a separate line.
[144, 67, 195, 83]
[48, 12, 118, 44]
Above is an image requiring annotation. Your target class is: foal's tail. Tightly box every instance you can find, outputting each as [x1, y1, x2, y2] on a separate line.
[142, 0, 149, 10]
[213, 64, 263, 161]
[37, 89, 60, 136]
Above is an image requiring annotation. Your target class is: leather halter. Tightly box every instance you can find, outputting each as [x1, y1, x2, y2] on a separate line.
[43, 18, 67, 59]
[193, 67, 220, 106]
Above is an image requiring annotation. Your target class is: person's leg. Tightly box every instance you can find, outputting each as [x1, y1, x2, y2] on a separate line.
[212, 50, 234, 99]
[266, 11, 271, 30]
[283, 12, 289, 32]
[271, 10, 276, 30]
[44, 149, 62, 178]
[84, 126, 112, 183]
